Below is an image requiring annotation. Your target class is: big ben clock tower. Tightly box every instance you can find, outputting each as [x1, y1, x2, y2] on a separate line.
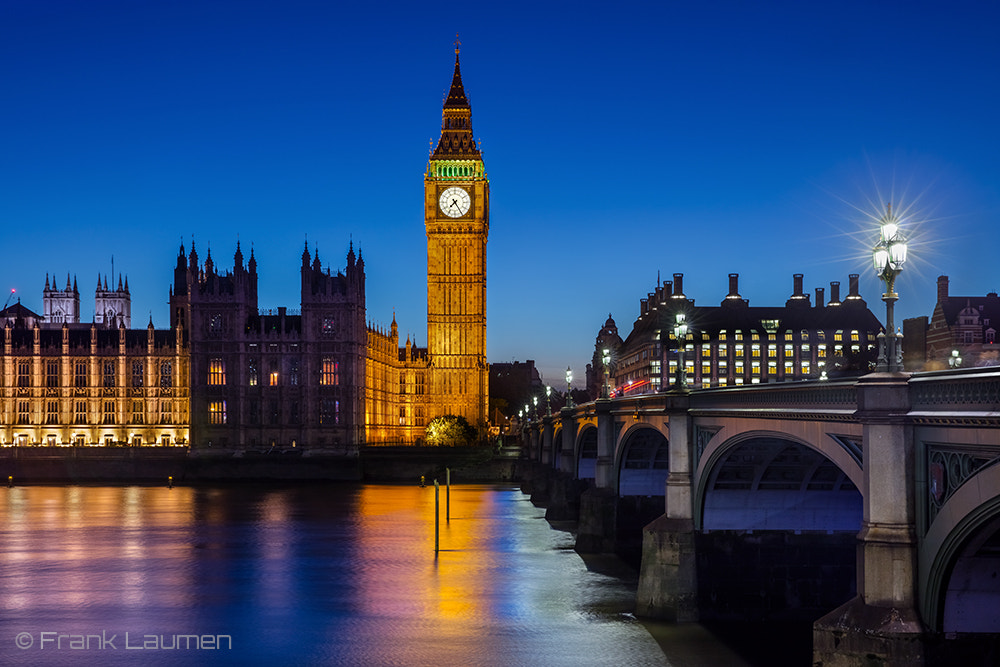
[425, 44, 489, 430]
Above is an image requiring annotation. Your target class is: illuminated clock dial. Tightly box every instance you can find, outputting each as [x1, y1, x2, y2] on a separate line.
[439, 186, 471, 218]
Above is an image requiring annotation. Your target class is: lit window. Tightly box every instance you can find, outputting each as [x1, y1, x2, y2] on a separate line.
[209, 401, 227, 425]
[321, 358, 339, 386]
[784, 348, 793, 358]
[269, 371, 280, 386]
[208, 358, 226, 385]
[818, 345, 827, 358]
[851, 330, 860, 342]
[248, 357, 258, 386]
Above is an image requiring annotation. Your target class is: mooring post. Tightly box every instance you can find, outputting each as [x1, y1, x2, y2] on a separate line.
[168, 475, 173, 489]
[446, 467, 451, 522]
[434, 479, 440, 555]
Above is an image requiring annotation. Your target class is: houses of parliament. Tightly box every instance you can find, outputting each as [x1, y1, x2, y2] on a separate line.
[0, 48, 489, 450]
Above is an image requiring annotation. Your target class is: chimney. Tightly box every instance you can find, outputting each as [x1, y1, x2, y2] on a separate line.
[937, 275, 949, 304]
[672, 273, 685, 298]
[815, 287, 825, 308]
[787, 273, 809, 306]
[847, 274, 860, 300]
[829, 281, 841, 306]
[727, 273, 741, 299]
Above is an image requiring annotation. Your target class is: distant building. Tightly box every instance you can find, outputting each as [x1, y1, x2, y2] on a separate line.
[594, 272, 882, 395]
[902, 275, 1000, 371]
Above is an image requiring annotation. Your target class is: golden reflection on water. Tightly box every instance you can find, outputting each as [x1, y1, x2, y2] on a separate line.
[354, 484, 490, 624]
[0, 486, 196, 614]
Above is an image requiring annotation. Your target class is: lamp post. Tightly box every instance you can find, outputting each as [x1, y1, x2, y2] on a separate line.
[545, 385, 552, 416]
[601, 348, 611, 398]
[949, 349, 962, 369]
[532, 395, 538, 419]
[565, 367, 573, 408]
[674, 312, 688, 388]
[872, 203, 908, 373]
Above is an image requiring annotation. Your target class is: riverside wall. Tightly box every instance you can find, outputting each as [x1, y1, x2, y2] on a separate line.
[0, 446, 523, 484]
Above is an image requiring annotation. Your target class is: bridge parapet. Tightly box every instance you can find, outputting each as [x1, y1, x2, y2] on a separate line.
[909, 366, 1000, 418]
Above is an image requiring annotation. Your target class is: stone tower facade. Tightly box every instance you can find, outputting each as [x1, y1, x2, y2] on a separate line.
[42, 273, 80, 324]
[94, 273, 131, 328]
[424, 46, 489, 429]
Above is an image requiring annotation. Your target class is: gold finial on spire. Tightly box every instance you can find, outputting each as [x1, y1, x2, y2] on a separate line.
[454, 33, 461, 54]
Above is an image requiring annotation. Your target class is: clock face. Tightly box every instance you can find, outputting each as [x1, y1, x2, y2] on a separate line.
[439, 186, 471, 218]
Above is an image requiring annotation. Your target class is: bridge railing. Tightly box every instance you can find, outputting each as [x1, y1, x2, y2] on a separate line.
[908, 366, 1000, 415]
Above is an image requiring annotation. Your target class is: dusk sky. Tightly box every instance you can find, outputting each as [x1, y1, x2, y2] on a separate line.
[3, 1, 998, 386]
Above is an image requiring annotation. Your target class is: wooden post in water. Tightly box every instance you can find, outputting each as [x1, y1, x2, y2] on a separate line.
[434, 479, 440, 554]
[446, 467, 451, 522]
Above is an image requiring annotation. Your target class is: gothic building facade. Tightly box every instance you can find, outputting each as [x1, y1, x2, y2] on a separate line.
[1, 283, 189, 448]
[170, 241, 367, 451]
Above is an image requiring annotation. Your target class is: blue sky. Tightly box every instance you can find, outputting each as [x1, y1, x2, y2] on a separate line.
[2, 1, 998, 386]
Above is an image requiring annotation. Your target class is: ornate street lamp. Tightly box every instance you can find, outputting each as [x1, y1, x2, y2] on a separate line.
[565, 367, 573, 408]
[949, 349, 963, 369]
[872, 203, 908, 372]
[532, 395, 538, 418]
[601, 348, 611, 398]
[545, 385, 552, 416]
[674, 312, 688, 388]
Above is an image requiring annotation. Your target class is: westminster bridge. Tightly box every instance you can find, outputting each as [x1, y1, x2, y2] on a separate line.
[520, 366, 1000, 665]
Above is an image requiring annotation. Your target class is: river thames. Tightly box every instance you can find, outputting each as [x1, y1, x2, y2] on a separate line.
[0, 484, 761, 666]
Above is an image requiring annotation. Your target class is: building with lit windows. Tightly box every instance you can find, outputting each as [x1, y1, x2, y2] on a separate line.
[0, 278, 189, 448]
[170, 241, 367, 451]
[598, 272, 882, 395]
[902, 275, 1000, 371]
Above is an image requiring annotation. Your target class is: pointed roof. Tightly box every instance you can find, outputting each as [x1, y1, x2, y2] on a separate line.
[443, 48, 470, 108]
[432, 46, 481, 160]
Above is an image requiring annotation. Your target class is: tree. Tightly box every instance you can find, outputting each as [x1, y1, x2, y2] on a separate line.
[425, 415, 477, 447]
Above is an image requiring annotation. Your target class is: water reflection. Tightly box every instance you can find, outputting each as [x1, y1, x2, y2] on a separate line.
[0, 484, 678, 666]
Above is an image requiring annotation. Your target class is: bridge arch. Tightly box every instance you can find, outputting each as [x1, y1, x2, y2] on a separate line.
[615, 423, 669, 496]
[696, 431, 862, 532]
[576, 425, 598, 481]
[922, 462, 1000, 633]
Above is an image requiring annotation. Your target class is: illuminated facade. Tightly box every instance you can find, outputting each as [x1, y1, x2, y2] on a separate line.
[0, 311, 189, 448]
[423, 45, 489, 430]
[602, 272, 882, 395]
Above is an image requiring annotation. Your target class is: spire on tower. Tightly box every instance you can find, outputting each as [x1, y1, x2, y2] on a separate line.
[432, 43, 480, 159]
